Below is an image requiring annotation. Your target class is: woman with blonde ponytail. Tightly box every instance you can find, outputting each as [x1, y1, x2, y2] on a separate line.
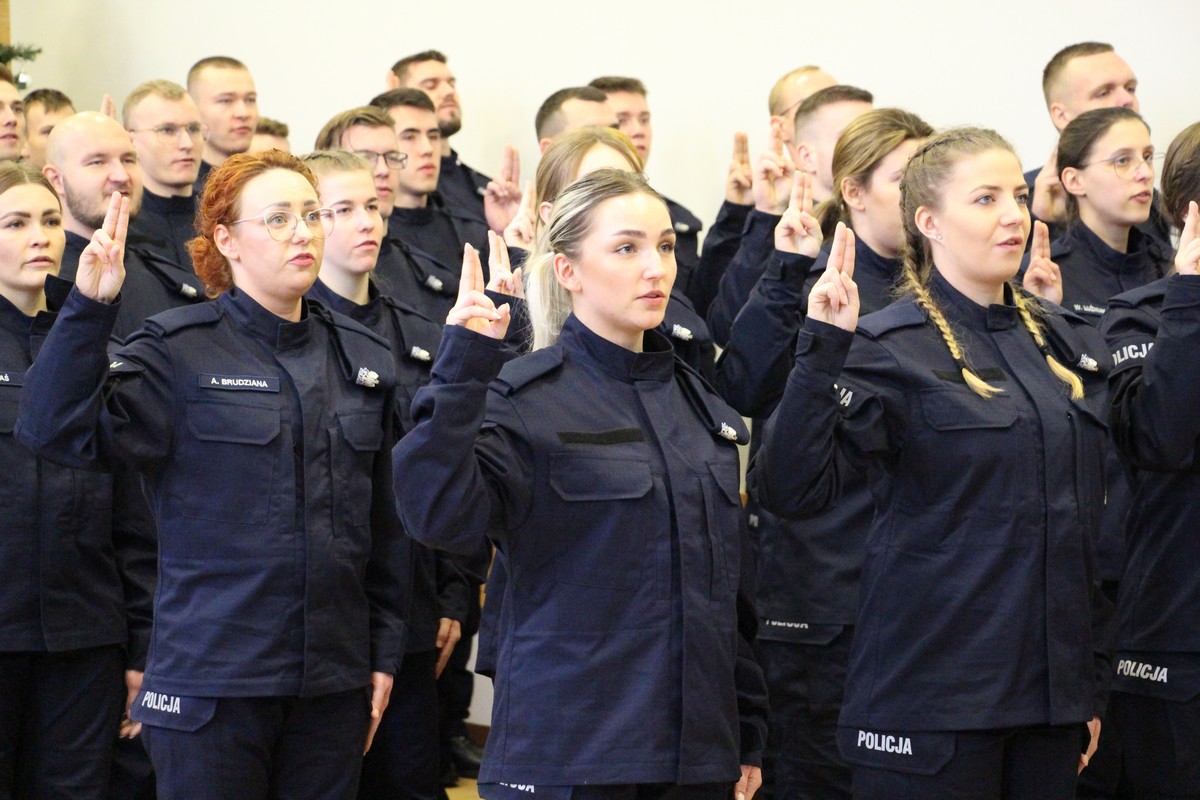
[757, 128, 1112, 798]
[395, 168, 767, 800]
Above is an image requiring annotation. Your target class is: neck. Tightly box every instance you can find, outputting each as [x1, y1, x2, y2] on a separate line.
[244, 287, 303, 322]
[393, 191, 428, 210]
[575, 309, 645, 352]
[318, 266, 371, 306]
[202, 144, 230, 167]
[145, 180, 194, 199]
[847, 211, 899, 259]
[935, 261, 1005, 306]
[2, 287, 47, 317]
[1078, 205, 1132, 254]
[440, 139, 452, 158]
[64, 214, 95, 241]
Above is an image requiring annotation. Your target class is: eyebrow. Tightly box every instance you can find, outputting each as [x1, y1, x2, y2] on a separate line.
[263, 200, 320, 209]
[610, 228, 676, 238]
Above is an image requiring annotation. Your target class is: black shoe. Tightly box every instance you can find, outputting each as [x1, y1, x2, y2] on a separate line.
[449, 734, 483, 778]
[440, 761, 459, 788]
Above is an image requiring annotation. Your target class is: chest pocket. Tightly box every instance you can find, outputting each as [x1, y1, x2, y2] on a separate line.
[1068, 394, 1108, 538]
[174, 399, 281, 525]
[547, 453, 654, 590]
[0, 392, 27, 508]
[701, 460, 742, 596]
[331, 411, 383, 530]
[909, 389, 1019, 521]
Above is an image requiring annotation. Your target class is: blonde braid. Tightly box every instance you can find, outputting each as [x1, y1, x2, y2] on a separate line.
[1012, 292, 1085, 399]
[899, 261, 1003, 398]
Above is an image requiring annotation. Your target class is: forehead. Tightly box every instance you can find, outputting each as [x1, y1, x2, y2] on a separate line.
[388, 105, 438, 131]
[28, 103, 74, 126]
[0, 182, 62, 213]
[130, 94, 200, 125]
[561, 99, 617, 130]
[341, 123, 397, 150]
[606, 91, 649, 114]
[63, 122, 137, 160]
[193, 67, 256, 96]
[1090, 117, 1151, 150]
[943, 148, 1025, 190]
[238, 168, 318, 211]
[589, 191, 671, 232]
[0, 82, 19, 103]
[404, 60, 454, 85]
[1061, 52, 1135, 94]
[317, 168, 376, 200]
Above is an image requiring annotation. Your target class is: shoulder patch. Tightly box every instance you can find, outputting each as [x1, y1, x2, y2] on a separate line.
[855, 299, 926, 340]
[494, 348, 563, 394]
[142, 301, 222, 336]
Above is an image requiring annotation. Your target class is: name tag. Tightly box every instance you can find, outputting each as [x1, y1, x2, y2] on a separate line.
[0, 370, 23, 386]
[199, 374, 280, 392]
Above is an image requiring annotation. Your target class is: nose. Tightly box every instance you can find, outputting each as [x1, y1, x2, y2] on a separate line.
[1134, 157, 1155, 181]
[999, 194, 1027, 226]
[30, 220, 52, 246]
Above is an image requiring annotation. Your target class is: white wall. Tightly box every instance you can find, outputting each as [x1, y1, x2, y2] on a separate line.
[14, 0, 1197, 728]
[13, 0, 1200, 233]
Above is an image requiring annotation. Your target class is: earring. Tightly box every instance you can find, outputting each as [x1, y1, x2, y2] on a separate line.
[933, 234, 943, 242]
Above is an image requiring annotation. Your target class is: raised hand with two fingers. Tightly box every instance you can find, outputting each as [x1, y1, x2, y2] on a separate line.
[726, 131, 753, 206]
[485, 230, 524, 298]
[484, 145, 523, 234]
[502, 180, 537, 251]
[1022, 221, 1063, 305]
[806, 222, 858, 332]
[1174, 200, 1200, 276]
[448, 242, 511, 340]
[753, 119, 795, 215]
[774, 171, 823, 258]
[75, 191, 130, 304]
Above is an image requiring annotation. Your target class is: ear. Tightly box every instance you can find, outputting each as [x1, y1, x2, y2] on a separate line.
[795, 141, 816, 175]
[538, 137, 552, 156]
[1049, 102, 1070, 132]
[1060, 166, 1086, 199]
[841, 176, 866, 212]
[385, 71, 400, 90]
[914, 205, 940, 242]
[553, 252, 582, 293]
[214, 223, 238, 262]
[538, 201, 552, 227]
[42, 164, 64, 195]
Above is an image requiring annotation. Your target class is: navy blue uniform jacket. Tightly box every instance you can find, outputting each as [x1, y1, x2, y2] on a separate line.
[757, 272, 1113, 731]
[0, 276, 155, 665]
[1102, 275, 1200, 701]
[15, 286, 407, 699]
[393, 318, 768, 785]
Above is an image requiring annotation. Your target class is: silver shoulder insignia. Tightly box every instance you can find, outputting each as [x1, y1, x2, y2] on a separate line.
[180, 284, 198, 298]
[719, 423, 739, 441]
[1078, 354, 1098, 372]
[410, 346, 432, 362]
[109, 361, 124, 369]
[425, 275, 445, 292]
[671, 324, 693, 341]
[356, 367, 380, 388]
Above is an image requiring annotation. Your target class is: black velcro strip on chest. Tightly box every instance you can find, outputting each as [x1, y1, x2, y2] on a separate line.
[557, 428, 646, 445]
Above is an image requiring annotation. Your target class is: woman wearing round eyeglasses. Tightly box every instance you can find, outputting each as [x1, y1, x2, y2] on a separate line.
[15, 149, 407, 800]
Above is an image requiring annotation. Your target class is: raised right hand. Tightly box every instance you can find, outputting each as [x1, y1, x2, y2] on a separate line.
[447, 243, 510, 339]
[1030, 145, 1067, 225]
[502, 180, 537, 251]
[75, 192, 129, 304]
[725, 131, 752, 205]
[1175, 200, 1200, 276]
[774, 171, 822, 257]
[806, 222, 858, 332]
[752, 119, 794, 215]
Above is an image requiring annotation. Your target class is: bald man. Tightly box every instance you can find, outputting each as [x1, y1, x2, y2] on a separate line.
[768, 65, 837, 149]
[44, 113, 204, 339]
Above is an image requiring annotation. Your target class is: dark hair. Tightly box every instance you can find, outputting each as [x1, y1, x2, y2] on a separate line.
[314, 106, 394, 150]
[188, 150, 318, 298]
[256, 117, 289, 138]
[0, 64, 13, 86]
[1041, 42, 1113, 105]
[1162, 121, 1200, 232]
[1056, 107, 1147, 223]
[535, 86, 609, 141]
[23, 88, 74, 118]
[588, 76, 647, 97]
[0, 160, 60, 205]
[186, 56, 250, 90]
[389, 50, 448, 83]
[368, 88, 435, 114]
[793, 84, 874, 131]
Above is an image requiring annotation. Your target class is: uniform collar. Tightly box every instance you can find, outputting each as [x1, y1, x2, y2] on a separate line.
[218, 285, 312, 349]
[1065, 221, 1154, 272]
[928, 268, 1018, 332]
[306, 278, 382, 327]
[141, 189, 197, 216]
[853, 237, 902, 283]
[558, 314, 675, 383]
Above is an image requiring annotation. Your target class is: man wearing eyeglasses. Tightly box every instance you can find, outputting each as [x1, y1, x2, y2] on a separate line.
[370, 89, 490, 283]
[124, 80, 206, 274]
[45, 112, 205, 340]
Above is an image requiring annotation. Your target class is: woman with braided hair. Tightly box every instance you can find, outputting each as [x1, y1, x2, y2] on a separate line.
[756, 127, 1112, 798]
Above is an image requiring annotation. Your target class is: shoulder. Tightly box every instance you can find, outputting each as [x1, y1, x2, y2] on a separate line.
[663, 196, 703, 235]
[493, 347, 565, 396]
[1036, 297, 1109, 375]
[675, 359, 748, 443]
[310, 301, 391, 353]
[1111, 276, 1169, 312]
[142, 301, 223, 337]
[855, 296, 926, 340]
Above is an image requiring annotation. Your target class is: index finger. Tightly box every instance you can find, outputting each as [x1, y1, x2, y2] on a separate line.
[488, 230, 510, 275]
[800, 171, 812, 215]
[768, 119, 783, 155]
[501, 145, 517, 183]
[1033, 220, 1050, 260]
[786, 170, 804, 211]
[114, 194, 131, 248]
[520, 179, 536, 213]
[458, 244, 483, 301]
[733, 131, 750, 165]
[1182, 200, 1199, 248]
[828, 221, 846, 273]
[100, 192, 123, 239]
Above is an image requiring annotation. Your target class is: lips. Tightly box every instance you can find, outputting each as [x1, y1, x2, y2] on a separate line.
[996, 236, 1024, 250]
[1130, 191, 1151, 203]
[355, 240, 380, 251]
[639, 290, 666, 304]
[25, 255, 56, 267]
[289, 253, 316, 267]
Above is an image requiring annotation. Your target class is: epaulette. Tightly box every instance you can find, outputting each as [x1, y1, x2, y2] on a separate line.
[494, 348, 563, 395]
[675, 361, 749, 444]
[1041, 305, 1109, 378]
[664, 195, 704, 235]
[141, 301, 222, 336]
[309, 301, 394, 389]
[855, 298, 927, 340]
[380, 298, 443, 364]
[1107, 276, 1169, 311]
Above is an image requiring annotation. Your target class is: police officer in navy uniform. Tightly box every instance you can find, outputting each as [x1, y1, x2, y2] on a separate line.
[716, 109, 933, 800]
[394, 169, 768, 800]
[757, 129, 1111, 798]
[1098, 125, 1200, 800]
[15, 150, 407, 800]
[0, 163, 155, 799]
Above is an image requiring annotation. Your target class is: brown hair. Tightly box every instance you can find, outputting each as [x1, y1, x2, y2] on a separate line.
[255, 117, 289, 138]
[1162, 121, 1200, 232]
[0, 161, 59, 205]
[186, 56, 250, 91]
[314, 106, 394, 150]
[899, 127, 1083, 399]
[187, 150, 318, 297]
[23, 88, 74, 118]
[793, 85, 873, 133]
[814, 108, 933, 238]
[1041, 42, 1113, 106]
[588, 76, 647, 97]
[122, 79, 187, 128]
[389, 50, 447, 84]
[535, 127, 642, 212]
[535, 86, 609, 141]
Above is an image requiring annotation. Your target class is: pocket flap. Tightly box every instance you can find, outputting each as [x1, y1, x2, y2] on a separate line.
[0, 395, 17, 434]
[549, 454, 653, 501]
[130, 691, 217, 732]
[920, 389, 1017, 431]
[707, 460, 742, 505]
[338, 411, 383, 451]
[186, 401, 280, 445]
